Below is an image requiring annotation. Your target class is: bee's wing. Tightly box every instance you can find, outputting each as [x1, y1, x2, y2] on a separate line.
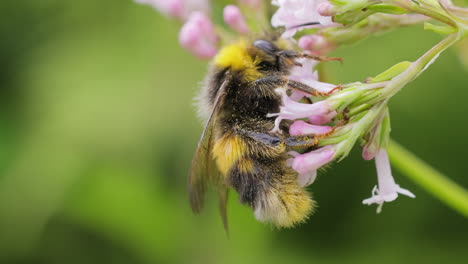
[189, 77, 230, 230]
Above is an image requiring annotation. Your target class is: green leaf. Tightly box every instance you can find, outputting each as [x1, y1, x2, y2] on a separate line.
[367, 4, 408, 15]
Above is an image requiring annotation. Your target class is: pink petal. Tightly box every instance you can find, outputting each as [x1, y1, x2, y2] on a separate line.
[291, 145, 335, 175]
[223, 5, 249, 34]
[308, 110, 337, 125]
[290, 120, 332, 136]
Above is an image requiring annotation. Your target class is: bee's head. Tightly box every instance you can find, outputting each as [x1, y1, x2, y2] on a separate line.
[253, 40, 303, 74]
[213, 38, 304, 82]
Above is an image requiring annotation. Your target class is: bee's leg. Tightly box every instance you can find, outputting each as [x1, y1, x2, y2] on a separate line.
[278, 50, 341, 63]
[249, 75, 288, 89]
[284, 135, 319, 149]
[249, 76, 341, 97]
[299, 53, 342, 62]
[288, 80, 342, 97]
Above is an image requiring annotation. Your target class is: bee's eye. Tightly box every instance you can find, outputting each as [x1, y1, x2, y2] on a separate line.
[254, 40, 278, 55]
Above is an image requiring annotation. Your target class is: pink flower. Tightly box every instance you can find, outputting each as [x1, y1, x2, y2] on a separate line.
[223, 5, 250, 34]
[363, 149, 415, 213]
[179, 12, 218, 59]
[317, 1, 336, 16]
[267, 89, 335, 133]
[238, 0, 262, 9]
[298, 34, 336, 55]
[290, 120, 332, 136]
[308, 111, 337, 125]
[288, 145, 335, 186]
[289, 58, 337, 94]
[271, 0, 335, 38]
[135, 0, 210, 20]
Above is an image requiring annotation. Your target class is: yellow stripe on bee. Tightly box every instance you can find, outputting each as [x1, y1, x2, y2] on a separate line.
[214, 40, 262, 82]
[212, 135, 248, 175]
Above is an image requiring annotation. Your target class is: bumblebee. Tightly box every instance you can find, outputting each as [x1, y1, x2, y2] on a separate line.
[189, 36, 337, 229]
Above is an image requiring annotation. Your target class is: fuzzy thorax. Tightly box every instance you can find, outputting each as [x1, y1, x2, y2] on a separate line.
[213, 40, 263, 81]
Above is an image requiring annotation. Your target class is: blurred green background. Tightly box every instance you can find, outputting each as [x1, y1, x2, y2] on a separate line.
[1, 1, 467, 263]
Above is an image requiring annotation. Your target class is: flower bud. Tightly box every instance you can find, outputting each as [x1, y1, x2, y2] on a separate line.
[224, 5, 250, 34]
[298, 35, 336, 55]
[135, 0, 210, 20]
[290, 120, 333, 136]
[317, 2, 337, 16]
[179, 12, 218, 59]
[290, 145, 335, 175]
[238, 0, 262, 9]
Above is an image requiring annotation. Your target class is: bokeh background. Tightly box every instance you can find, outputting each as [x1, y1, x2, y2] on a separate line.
[1, 1, 467, 263]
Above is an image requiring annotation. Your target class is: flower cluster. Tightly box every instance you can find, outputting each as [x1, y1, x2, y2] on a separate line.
[137, 0, 468, 213]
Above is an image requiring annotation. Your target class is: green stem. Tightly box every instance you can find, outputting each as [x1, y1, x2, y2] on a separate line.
[388, 140, 468, 218]
[372, 32, 462, 103]
[386, 0, 457, 27]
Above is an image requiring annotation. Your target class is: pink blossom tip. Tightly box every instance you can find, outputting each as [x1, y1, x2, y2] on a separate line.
[290, 120, 332, 136]
[239, 0, 262, 9]
[308, 111, 337, 125]
[317, 2, 336, 17]
[223, 5, 250, 34]
[298, 35, 330, 52]
[362, 143, 378, 161]
[290, 146, 335, 176]
[135, 0, 210, 20]
[271, 0, 334, 38]
[179, 12, 218, 59]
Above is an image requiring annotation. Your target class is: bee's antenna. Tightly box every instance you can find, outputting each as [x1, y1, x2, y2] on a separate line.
[287, 22, 321, 30]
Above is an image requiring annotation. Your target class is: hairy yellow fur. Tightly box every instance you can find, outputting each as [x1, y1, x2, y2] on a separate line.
[213, 40, 263, 81]
[254, 165, 315, 228]
[212, 134, 248, 176]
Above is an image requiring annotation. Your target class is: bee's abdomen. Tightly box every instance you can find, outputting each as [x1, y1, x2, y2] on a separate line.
[229, 158, 315, 228]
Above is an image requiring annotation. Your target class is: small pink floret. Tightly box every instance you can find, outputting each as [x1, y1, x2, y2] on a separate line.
[317, 2, 336, 16]
[239, 0, 262, 9]
[178, 12, 218, 59]
[223, 5, 250, 34]
[363, 149, 416, 213]
[290, 120, 332, 136]
[308, 111, 337, 125]
[298, 34, 331, 52]
[291, 145, 335, 175]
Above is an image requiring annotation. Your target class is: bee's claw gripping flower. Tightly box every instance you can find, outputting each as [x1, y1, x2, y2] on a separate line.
[223, 5, 250, 34]
[135, 0, 210, 20]
[267, 88, 335, 133]
[362, 149, 415, 213]
[179, 12, 219, 59]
